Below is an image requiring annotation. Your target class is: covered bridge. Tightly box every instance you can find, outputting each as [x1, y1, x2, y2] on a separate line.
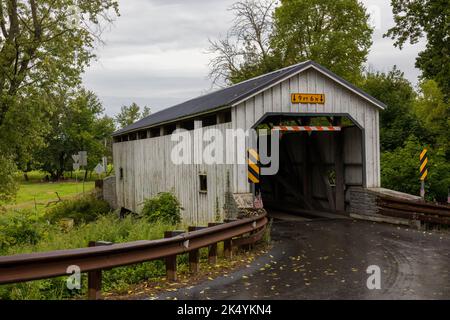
[112, 61, 385, 223]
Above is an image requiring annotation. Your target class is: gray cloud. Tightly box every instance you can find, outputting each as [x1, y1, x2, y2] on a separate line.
[83, 0, 426, 116]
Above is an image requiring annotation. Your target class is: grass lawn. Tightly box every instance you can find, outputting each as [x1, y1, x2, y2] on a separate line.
[7, 171, 96, 213]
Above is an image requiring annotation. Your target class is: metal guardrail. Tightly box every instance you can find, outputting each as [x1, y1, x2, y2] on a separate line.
[0, 213, 268, 300]
[377, 195, 450, 225]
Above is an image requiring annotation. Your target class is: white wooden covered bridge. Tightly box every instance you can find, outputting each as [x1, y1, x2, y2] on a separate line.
[112, 61, 386, 223]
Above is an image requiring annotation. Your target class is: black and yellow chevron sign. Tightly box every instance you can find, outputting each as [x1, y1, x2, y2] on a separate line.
[247, 148, 260, 184]
[420, 149, 428, 181]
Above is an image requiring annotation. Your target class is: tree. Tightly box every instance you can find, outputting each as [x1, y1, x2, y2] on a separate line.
[208, 0, 373, 85]
[35, 89, 115, 180]
[0, 0, 119, 198]
[361, 67, 429, 151]
[0, 0, 119, 127]
[381, 136, 450, 202]
[115, 102, 151, 129]
[208, 0, 277, 85]
[413, 80, 450, 159]
[272, 0, 373, 84]
[385, 0, 450, 99]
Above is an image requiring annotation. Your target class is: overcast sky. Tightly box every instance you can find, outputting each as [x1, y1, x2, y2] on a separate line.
[82, 0, 426, 117]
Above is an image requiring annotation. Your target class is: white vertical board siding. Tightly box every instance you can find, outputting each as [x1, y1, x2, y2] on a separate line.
[232, 68, 381, 189]
[113, 123, 233, 224]
[113, 67, 381, 221]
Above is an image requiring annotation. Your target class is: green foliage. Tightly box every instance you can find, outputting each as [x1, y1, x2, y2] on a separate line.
[361, 68, 449, 203]
[35, 89, 115, 180]
[385, 0, 450, 99]
[0, 156, 19, 204]
[0, 214, 174, 300]
[381, 136, 450, 202]
[0, 210, 48, 250]
[272, 0, 373, 84]
[209, 0, 373, 85]
[0, 0, 119, 199]
[141, 192, 182, 225]
[115, 102, 151, 129]
[45, 194, 111, 225]
[413, 80, 450, 158]
[361, 67, 430, 151]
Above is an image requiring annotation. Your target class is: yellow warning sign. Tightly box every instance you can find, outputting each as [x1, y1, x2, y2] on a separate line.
[247, 148, 260, 184]
[420, 149, 428, 181]
[291, 93, 325, 104]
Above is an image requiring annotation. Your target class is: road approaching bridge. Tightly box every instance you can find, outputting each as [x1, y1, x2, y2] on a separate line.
[155, 216, 450, 300]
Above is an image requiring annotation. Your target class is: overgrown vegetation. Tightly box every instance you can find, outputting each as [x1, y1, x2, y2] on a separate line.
[0, 190, 268, 300]
[45, 195, 111, 225]
[0, 210, 45, 250]
[0, 214, 175, 300]
[141, 192, 182, 225]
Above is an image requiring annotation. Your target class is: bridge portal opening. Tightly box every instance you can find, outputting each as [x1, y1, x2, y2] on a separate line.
[254, 114, 364, 214]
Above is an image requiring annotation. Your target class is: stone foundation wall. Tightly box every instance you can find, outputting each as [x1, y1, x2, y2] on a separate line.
[225, 193, 267, 219]
[348, 187, 379, 216]
[348, 187, 421, 228]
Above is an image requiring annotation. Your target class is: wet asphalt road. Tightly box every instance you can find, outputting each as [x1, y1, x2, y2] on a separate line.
[156, 216, 450, 300]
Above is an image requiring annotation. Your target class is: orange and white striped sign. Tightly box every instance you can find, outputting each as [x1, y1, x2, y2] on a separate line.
[272, 126, 341, 132]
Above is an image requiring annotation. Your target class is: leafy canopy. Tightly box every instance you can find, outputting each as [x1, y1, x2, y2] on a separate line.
[35, 89, 115, 180]
[272, 0, 373, 84]
[385, 0, 450, 99]
[0, 0, 119, 198]
[115, 103, 151, 129]
[209, 0, 373, 85]
[361, 67, 429, 152]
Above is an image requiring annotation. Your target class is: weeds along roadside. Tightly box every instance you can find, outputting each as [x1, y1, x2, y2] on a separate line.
[0, 192, 271, 300]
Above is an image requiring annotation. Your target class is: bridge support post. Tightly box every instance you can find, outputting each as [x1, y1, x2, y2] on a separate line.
[164, 231, 178, 281]
[334, 117, 345, 212]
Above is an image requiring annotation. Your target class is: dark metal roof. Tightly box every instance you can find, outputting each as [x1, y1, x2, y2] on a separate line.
[113, 61, 386, 136]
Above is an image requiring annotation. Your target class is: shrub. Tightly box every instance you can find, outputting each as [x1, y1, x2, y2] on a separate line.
[0, 210, 48, 250]
[141, 192, 182, 224]
[45, 194, 111, 225]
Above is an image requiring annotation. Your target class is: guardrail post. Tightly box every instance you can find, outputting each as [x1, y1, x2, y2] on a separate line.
[188, 226, 201, 274]
[87, 241, 110, 300]
[207, 223, 221, 264]
[164, 231, 177, 281]
[223, 219, 237, 259]
[223, 239, 233, 259]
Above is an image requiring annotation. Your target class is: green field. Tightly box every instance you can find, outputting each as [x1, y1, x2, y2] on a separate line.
[7, 171, 96, 213]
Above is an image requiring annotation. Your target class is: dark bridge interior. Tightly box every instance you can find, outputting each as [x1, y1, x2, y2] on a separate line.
[254, 114, 364, 214]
